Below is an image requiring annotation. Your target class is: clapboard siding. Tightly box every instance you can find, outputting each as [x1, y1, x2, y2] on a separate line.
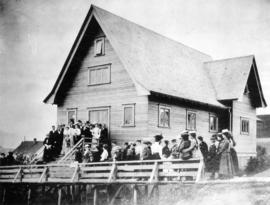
[147, 100, 219, 143]
[232, 94, 257, 154]
[57, 23, 148, 145]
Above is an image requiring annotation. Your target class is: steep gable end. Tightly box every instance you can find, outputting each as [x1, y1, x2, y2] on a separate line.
[204, 55, 266, 108]
[44, 5, 226, 108]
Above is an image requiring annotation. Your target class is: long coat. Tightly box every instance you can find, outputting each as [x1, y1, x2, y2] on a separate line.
[218, 139, 235, 177]
[206, 144, 219, 172]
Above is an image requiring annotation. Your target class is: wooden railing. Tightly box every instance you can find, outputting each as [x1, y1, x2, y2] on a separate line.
[57, 138, 84, 164]
[0, 158, 203, 184]
[30, 146, 45, 164]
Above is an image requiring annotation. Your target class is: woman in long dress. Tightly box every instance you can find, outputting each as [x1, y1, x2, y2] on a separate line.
[222, 129, 239, 175]
[62, 126, 71, 155]
[217, 133, 235, 179]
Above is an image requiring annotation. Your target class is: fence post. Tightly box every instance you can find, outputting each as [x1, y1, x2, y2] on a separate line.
[149, 161, 159, 183]
[196, 159, 204, 182]
[108, 162, 117, 183]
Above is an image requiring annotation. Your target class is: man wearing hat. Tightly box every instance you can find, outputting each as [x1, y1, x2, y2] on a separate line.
[151, 135, 163, 160]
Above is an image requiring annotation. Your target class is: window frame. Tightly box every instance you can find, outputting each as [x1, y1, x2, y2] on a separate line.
[209, 113, 219, 133]
[122, 103, 136, 127]
[186, 110, 197, 131]
[240, 117, 250, 135]
[158, 105, 171, 128]
[67, 108, 77, 124]
[88, 64, 111, 86]
[94, 37, 105, 56]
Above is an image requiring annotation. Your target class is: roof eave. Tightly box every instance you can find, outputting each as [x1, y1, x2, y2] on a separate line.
[150, 91, 228, 109]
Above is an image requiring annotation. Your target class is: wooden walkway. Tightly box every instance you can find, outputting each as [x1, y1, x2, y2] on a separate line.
[0, 158, 204, 205]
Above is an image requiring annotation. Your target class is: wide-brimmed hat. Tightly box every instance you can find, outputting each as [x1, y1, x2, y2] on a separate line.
[189, 130, 196, 135]
[222, 129, 229, 133]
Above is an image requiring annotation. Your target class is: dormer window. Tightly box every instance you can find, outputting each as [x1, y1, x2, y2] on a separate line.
[95, 37, 105, 56]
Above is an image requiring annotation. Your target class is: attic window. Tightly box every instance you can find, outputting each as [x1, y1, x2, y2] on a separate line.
[89, 64, 111, 85]
[95, 37, 105, 56]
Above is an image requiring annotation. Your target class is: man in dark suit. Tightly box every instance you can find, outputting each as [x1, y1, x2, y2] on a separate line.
[49, 125, 58, 159]
[55, 125, 64, 156]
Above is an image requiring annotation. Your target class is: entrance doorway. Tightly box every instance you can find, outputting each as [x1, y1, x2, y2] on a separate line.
[88, 106, 110, 130]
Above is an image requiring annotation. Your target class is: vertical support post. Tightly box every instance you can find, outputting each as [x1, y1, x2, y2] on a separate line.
[93, 187, 98, 205]
[196, 159, 204, 182]
[2, 187, 6, 204]
[154, 185, 159, 205]
[27, 186, 31, 205]
[70, 185, 74, 203]
[58, 187, 62, 205]
[85, 184, 91, 205]
[133, 185, 138, 205]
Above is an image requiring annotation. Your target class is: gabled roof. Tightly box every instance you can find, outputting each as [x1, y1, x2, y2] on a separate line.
[44, 5, 266, 109]
[204, 55, 266, 107]
[13, 141, 43, 155]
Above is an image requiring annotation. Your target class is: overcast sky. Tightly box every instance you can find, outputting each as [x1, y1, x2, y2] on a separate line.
[0, 0, 270, 148]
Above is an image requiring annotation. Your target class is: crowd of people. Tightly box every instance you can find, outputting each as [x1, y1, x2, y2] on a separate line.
[1, 117, 239, 180]
[0, 152, 36, 166]
[42, 119, 109, 163]
[42, 118, 238, 179]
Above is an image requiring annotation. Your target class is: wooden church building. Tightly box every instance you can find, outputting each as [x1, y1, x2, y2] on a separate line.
[44, 5, 266, 167]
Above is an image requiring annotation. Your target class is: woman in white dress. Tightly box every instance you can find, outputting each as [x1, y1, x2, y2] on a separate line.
[62, 126, 71, 155]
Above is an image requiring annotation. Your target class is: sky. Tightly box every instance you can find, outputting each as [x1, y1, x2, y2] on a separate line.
[0, 0, 270, 148]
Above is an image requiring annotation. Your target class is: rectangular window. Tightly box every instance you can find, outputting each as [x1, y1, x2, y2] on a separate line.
[95, 37, 105, 56]
[209, 114, 218, 132]
[67, 109, 77, 124]
[241, 117, 249, 135]
[158, 105, 170, 128]
[186, 110, 196, 130]
[122, 104, 135, 126]
[89, 64, 111, 85]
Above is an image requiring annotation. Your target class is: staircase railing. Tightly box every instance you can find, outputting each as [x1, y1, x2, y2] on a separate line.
[30, 146, 44, 164]
[58, 138, 84, 163]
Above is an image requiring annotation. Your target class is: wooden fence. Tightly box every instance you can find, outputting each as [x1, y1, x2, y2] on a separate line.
[0, 158, 204, 205]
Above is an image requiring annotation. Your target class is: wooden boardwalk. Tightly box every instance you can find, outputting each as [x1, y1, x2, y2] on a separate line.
[0, 159, 203, 205]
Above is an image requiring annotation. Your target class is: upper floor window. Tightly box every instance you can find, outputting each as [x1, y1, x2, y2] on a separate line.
[186, 110, 196, 130]
[158, 105, 170, 128]
[241, 117, 249, 135]
[89, 64, 111, 85]
[209, 114, 218, 132]
[67, 109, 77, 124]
[95, 37, 105, 56]
[123, 104, 135, 127]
